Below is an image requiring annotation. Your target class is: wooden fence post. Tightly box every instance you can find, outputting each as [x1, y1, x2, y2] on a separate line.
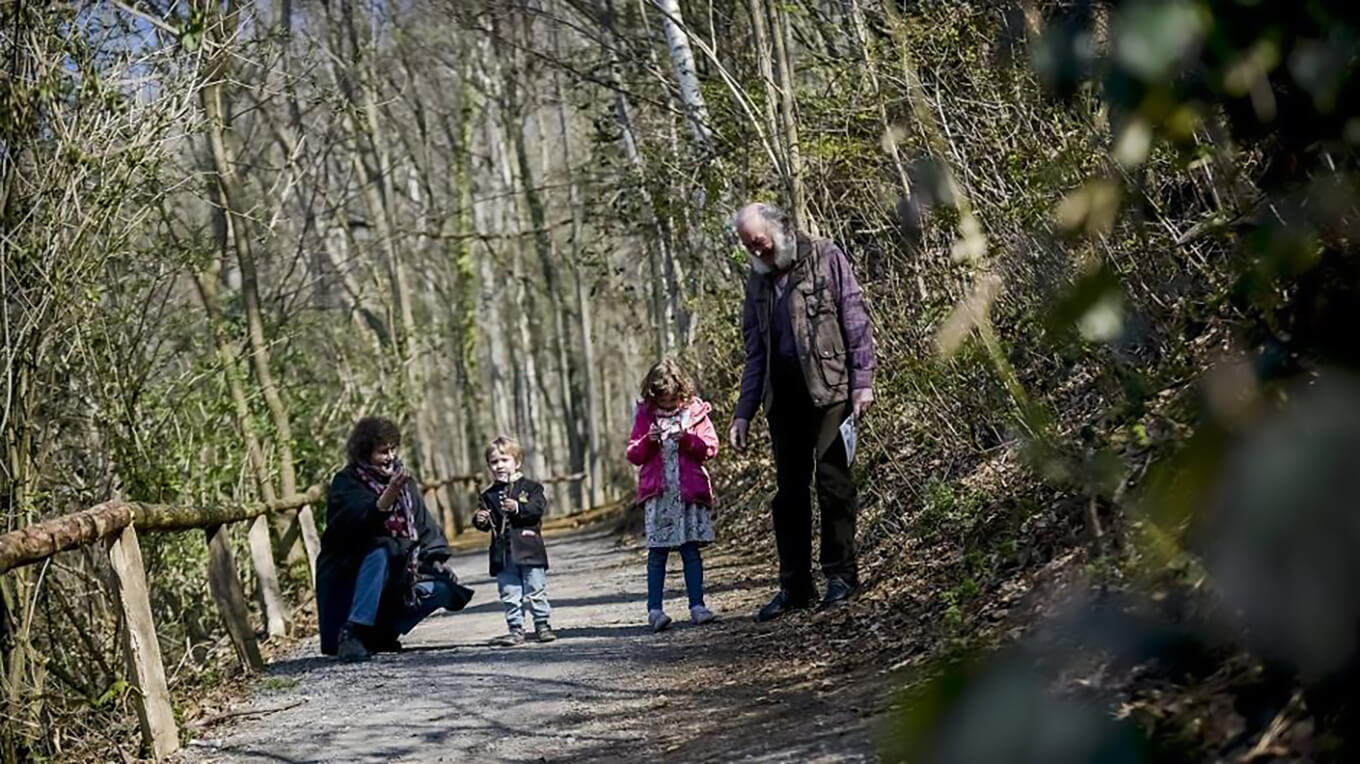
[296, 505, 321, 587]
[246, 515, 290, 637]
[204, 524, 265, 673]
[106, 524, 179, 759]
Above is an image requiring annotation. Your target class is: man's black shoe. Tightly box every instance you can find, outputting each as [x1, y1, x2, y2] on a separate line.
[367, 633, 404, 653]
[336, 622, 371, 662]
[818, 577, 858, 610]
[755, 590, 817, 623]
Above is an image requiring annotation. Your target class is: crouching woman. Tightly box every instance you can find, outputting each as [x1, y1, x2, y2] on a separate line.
[318, 416, 472, 661]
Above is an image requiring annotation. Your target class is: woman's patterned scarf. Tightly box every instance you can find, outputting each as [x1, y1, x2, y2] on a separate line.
[354, 457, 422, 603]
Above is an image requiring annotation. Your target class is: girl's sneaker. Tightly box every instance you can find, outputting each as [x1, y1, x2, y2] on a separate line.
[648, 609, 673, 632]
[690, 605, 716, 625]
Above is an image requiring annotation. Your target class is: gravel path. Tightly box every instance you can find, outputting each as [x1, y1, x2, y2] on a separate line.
[183, 527, 877, 763]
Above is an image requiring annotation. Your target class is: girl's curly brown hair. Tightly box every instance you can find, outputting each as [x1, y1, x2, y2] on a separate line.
[639, 357, 695, 406]
[346, 416, 402, 465]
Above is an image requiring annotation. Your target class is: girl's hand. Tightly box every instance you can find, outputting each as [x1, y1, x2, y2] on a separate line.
[648, 421, 663, 442]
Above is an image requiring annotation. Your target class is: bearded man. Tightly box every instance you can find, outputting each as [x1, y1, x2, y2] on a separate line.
[729, 203, 877, 622]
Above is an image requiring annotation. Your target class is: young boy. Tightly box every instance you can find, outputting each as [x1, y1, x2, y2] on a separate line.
[473, 437, 556, 645]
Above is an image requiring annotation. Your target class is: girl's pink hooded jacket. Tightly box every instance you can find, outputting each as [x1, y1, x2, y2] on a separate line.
[626, 397, 719, 506]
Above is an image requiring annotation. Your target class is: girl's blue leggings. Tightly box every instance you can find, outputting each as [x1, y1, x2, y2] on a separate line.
[646, 541, 704, 611]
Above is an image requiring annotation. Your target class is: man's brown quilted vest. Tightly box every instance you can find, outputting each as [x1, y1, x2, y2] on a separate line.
[749, 234, 850, 411]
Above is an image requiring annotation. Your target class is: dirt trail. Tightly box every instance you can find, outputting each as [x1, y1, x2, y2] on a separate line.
[183, 528, 879, 763]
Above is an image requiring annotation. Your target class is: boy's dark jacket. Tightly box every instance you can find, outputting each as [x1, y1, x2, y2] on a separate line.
[316, 465, 457, 655]
[473, 477, 549, 575]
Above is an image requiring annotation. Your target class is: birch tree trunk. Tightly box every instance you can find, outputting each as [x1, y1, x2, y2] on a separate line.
[654, 0, 714, 152]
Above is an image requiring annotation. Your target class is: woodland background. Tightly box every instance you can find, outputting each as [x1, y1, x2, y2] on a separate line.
[4, 0, 1360, 760]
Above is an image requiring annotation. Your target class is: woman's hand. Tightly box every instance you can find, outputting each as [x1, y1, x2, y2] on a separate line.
[431, 558, 459, 582]
[377, 470, 410, 511]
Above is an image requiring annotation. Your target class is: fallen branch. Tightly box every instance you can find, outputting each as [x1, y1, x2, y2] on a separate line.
[1241, 690, 1303, 762]
[187, 699, 308, 730]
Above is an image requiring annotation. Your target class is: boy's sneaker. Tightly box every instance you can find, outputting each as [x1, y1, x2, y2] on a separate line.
[648, 609, 673, 632]
[491, 628, 525, 647]
[336, 622, 371, 662]
[690, 605, 716, 625]
[534, 622, 557, 642]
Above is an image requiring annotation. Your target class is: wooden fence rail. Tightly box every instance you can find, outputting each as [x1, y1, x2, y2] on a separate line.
[0, 471, 592, 759]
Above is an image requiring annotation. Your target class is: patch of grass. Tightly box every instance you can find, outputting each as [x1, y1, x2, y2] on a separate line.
[260, 677, 298, 693]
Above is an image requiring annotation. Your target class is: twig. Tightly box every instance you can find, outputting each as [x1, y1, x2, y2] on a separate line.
[187, 699, 307, 730]
[1241, 689, 1303, 762]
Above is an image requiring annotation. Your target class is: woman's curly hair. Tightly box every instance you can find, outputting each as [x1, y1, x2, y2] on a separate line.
[639, 357, 695, 406]
[345, 417, 402, 465]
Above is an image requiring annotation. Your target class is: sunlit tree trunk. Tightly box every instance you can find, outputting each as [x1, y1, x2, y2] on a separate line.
[654, 0, 714, 152]
[769, 0, 810, 230]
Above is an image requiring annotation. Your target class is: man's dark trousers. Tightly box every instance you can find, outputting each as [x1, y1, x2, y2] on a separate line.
[765, 360, 857, 600]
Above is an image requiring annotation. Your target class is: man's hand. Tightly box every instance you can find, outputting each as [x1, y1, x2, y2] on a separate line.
[377, 470, 410, 511]
[473, 508, 491, 527]
[729, 418, 750, 451]
[851, 388, 875, 419]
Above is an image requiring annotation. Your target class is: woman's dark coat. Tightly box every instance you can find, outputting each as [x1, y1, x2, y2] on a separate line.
[473, 477, 549, 576]
[317, 465, 452, 655]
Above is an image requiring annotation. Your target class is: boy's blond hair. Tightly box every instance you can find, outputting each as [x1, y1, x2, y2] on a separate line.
[484, 436, 524, 465]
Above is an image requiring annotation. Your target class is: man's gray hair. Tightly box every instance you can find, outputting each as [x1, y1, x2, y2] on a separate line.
[730, 202, 794, 238]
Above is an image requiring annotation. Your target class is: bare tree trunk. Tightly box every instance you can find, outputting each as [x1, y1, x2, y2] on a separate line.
[552, 47, 604, 506]
[441, 62, 482, 533]
[200, 69, 320, 583]
[769, 0, 810, 230]
[603, 9, 676, 356]
[846, 0, 912, 201]
[503, 15, 579, 510]
[746, 0, 786, 185]
[487, 82, 554, 490]
[654, 0, 714, 152]
[191, 269, 290, 638]
[327, 3, 442, 493]
[472, 42, 516, 439]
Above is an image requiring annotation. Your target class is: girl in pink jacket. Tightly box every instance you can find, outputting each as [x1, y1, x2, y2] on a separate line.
[627, 358, 719, 631]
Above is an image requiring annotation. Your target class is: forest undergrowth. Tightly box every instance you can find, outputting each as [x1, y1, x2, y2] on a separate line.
[6, 1, 1360, 761]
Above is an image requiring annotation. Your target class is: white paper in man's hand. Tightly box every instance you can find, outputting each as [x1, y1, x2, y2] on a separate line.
[839, 414, 857, 466]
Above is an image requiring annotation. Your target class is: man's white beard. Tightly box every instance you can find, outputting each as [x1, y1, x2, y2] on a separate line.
[749, 230, 796, 274]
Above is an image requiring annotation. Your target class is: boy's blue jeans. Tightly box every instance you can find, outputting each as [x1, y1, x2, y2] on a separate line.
[348, 547, 452, 635]
[647, 542, 705, 612]
[497, 565, 551, 630]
